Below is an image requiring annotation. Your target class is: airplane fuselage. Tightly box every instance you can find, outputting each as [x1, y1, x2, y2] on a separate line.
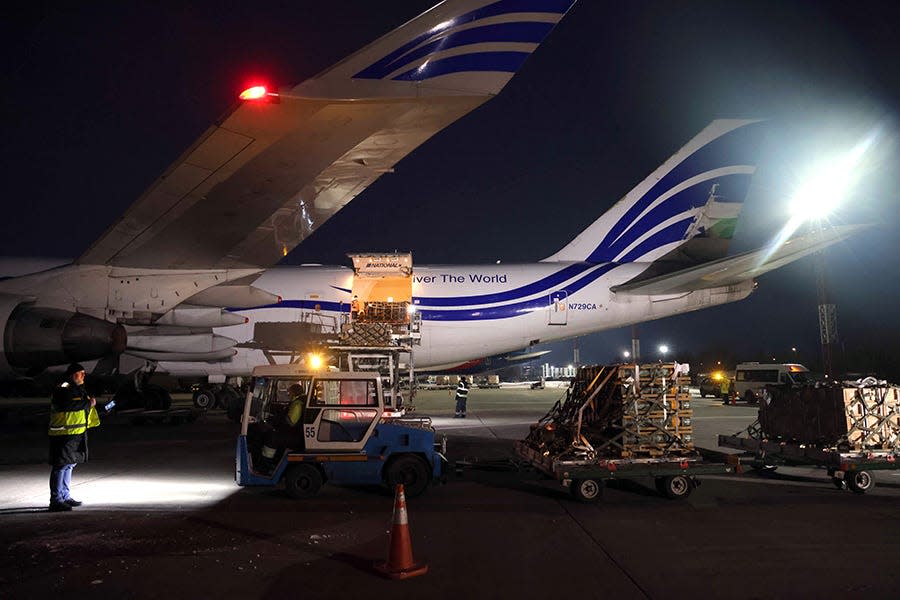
[159, 263, 754, 376]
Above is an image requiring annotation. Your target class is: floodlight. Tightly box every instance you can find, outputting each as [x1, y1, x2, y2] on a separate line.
[788, 137, 872, 222]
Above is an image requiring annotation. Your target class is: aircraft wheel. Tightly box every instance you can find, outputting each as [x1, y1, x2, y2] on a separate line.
[284, 464, 323, 499]
[193, 388, 215, 410]
[570, 478, 603, 503]
[656, 475, 694, 499]
[386, 455, 430, 498]
[847, 470, 874, 494]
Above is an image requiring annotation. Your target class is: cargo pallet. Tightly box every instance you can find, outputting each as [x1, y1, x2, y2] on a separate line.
[513, 440, 738, 502]
[718, 433, 899, 494]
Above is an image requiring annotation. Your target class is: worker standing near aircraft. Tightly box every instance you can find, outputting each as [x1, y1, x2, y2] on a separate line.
[720, 377, 732, 405]
[48, 363, 100, 512]
[454, 377, 469, 418]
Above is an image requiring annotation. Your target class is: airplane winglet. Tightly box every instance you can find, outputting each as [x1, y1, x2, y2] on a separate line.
[307, 0, 579, 97]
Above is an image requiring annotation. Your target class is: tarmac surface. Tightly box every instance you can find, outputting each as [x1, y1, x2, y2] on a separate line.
[1, 386, 898, 599]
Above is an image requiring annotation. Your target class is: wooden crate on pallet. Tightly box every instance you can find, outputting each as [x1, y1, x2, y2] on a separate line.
[761, 384, 900, 449]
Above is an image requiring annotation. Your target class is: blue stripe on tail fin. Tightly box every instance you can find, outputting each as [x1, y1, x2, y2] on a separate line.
[543, 119, 768, 265]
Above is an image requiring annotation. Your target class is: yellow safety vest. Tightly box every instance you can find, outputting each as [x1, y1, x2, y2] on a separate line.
[48, 395, 100, 436]
[286, 397, 304, 427]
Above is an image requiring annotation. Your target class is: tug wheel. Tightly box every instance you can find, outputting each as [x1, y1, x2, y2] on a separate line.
[284, 464, 323, 499]
[386, 455, 430, 498]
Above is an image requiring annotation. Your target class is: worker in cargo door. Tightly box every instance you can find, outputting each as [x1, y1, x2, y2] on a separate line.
[454, 377, 469, 418]
[260, 383, 306, 469]
[350, 295, 361, 322]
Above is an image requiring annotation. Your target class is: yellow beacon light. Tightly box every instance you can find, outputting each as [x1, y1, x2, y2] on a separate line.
[308, 353, 324, 370]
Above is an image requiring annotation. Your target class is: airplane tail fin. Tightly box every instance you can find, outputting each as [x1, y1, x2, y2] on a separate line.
[309, 0, 578, 96]
[543, 119, 767, 265]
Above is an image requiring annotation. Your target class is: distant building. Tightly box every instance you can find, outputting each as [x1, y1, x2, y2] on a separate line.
[541, 363, 577, 379]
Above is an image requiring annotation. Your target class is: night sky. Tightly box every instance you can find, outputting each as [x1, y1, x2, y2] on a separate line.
[3, 1, 899, 375]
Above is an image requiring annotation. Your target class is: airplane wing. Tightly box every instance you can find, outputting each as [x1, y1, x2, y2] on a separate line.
[77, 0, 578, 270]
[611, 224, 868, 295]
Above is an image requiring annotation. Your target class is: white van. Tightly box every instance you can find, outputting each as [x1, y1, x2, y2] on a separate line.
[733, 363, 812, 403]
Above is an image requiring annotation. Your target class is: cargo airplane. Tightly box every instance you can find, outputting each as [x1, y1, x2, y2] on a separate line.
[0, 1, 861, 409]
[0, 0, 581, 404]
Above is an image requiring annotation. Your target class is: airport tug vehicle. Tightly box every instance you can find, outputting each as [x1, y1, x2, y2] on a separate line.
[515, 363, 738, 502]
[236, 366, 445, 498]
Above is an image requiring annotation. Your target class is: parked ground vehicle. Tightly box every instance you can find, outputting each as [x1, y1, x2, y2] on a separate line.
[698, 375, 722, 398]
[733, 362, 811, 403]
[236, 365, 445, 498]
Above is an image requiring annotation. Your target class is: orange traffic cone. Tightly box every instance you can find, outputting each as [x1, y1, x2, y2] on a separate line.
[374, 484, 428, 580]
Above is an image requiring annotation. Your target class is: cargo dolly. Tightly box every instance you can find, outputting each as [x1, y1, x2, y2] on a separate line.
[718, 431, 899, 494]
[513, 440, 739, 502]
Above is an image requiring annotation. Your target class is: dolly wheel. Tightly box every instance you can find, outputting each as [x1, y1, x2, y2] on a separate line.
[571, 478, 603, 503]
[657, 475, 693, 499]
[847, 470, 874, 494]
[284, 464, 323, 499]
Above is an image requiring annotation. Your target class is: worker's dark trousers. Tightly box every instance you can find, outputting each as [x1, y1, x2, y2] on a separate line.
[455, 396, 467, 416]
[49, 463, 75, 503]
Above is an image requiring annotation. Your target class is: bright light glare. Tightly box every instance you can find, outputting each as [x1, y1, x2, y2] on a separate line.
[788, 142, 869, 220]
[658, 345, 669, 354]
[759, 130, 880, 268]
[623, 350, 631, 358]
[308, 353, 324, 370]
[80, 477, 234, 507]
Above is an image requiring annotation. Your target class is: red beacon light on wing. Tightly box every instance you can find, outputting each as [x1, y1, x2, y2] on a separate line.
[238, 85, 274, 101]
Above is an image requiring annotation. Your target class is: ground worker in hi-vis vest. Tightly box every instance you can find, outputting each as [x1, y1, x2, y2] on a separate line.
[720, 377, 732, 405]
[454, 377, 469, 418]
[48, 363, 100, 512]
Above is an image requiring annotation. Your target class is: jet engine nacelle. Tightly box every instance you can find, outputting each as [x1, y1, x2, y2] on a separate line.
[0, 294, 127, 375]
